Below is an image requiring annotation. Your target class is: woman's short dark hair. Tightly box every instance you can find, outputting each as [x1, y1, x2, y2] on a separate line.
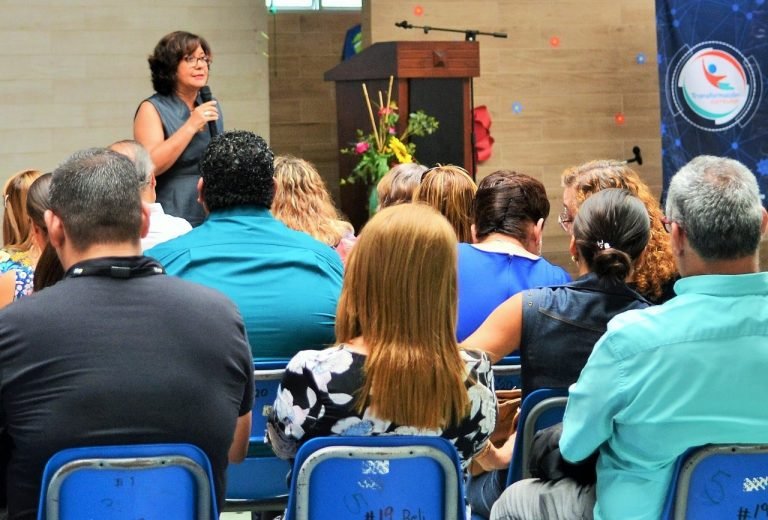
[148, 31, 211, 95]
[573, 188, 650, 282]
[473, 170, 550, 241]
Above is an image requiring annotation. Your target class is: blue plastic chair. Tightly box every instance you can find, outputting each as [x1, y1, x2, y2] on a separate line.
[661, 444, 768, 519]
[37, 443, 218, 520]
[224, 359, 291, 513]
[493, 355, 521, 391]
[284, 435, 468, 520]
[506, 388, 569, 487]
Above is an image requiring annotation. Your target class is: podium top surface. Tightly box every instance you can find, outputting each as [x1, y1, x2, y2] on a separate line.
[324, 41, 480, 81]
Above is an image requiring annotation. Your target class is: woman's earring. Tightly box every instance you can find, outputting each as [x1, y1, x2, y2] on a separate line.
[571, 255, 578, 264]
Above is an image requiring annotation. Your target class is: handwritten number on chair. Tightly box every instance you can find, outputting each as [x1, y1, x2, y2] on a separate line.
[344, 492, 369, 513]
[705, 470, 730, 504]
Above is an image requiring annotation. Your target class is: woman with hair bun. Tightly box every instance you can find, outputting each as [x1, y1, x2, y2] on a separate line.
[462, 189, 653, 517]
[465, 188, 652, 397]
[560, 159, 678, 303]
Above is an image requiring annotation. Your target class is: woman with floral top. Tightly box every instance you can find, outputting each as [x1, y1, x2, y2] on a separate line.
[267, 203, 497, 469]
[0, 169, 42, 305]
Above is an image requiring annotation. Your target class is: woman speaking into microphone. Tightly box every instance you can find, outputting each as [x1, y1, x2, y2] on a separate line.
[134, 31, 223, 227]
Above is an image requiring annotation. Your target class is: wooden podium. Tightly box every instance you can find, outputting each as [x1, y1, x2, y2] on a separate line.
[324, 41, 480, 230]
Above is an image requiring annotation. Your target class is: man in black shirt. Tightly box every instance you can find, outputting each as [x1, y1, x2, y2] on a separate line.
[0, 148, 253, 519]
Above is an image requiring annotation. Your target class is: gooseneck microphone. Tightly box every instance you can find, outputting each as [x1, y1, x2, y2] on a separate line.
[199, 86, 218, 138]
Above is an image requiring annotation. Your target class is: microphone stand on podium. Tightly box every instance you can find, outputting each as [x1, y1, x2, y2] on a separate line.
[395, 20, 507, 178]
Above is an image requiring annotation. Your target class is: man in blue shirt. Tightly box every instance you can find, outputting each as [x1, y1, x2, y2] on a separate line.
[146, 131, 343, 359]
[558, 156, 768, 520]
[490, 155, 768, 520]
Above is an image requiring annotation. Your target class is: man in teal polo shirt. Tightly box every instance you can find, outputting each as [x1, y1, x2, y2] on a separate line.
[558, 156, 768, 520]
[146, 131, 343, 359]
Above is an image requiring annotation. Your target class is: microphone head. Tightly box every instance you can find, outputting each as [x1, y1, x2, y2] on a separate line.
[632, 146, 643, 166]
[199, 85, 213, 103]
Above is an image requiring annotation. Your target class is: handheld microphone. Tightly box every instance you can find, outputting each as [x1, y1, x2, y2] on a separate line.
[199, 86, 218, 138]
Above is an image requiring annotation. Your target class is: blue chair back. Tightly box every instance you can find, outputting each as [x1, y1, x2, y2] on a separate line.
[493, 356, 521, 391]
[284, 436, 467, 520]
[37, 443, 218, 520]
[662, 444, 768, 519]
[506, 388, 568, 487]
[224, 359, 291, 510]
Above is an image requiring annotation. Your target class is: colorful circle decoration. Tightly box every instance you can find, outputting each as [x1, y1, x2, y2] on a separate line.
[549, 36, 560, 48]
[512, 102, 523, 114]
[636, 53, 647, 64]
[614, 113, 626, 125]
[667, 40, 761, 132]
[414, 5, 424, 16]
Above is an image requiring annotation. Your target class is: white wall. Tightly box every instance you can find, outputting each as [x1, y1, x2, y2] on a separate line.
[0, 0, 270, 181]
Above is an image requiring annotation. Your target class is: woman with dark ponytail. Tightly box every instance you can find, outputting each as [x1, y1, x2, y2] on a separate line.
[462, 189, 653, 518]
[464, 188, 653, 397]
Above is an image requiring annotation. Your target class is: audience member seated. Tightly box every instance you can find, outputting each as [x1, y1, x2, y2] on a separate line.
[0, 169, 42, 305]
[493, 156, 768, 520]
[375, 162, 427, 210]
[109, 139, 192, 250]
[267, 203, 496, 471]
[551, 156, 768, 520]
[457, 170, 571, 342]
[462, 189, 652, 517]
[0, 148, 253, 518]
[147, 131, 344, 359]
[561, 159, 678, 303]
[24, 173, 64, 292]
[272, 155, 356, 263]
[414, 164, 477, 242]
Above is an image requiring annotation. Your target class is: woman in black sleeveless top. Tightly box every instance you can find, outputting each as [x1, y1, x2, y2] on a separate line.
[134, 31, 223, 227]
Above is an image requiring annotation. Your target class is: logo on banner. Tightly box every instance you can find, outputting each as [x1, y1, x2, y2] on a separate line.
[668, 41, 761, 132]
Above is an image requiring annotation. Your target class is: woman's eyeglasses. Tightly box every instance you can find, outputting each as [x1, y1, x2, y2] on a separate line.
[183, 55, 211, 67]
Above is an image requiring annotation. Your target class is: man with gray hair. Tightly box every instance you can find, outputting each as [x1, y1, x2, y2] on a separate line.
[0, 148, 253, 518]
[108, 139, 192, 250]
[540, 156, 768, 520]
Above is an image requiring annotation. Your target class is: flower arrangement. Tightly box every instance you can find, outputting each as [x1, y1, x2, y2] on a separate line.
[341, 77, 439, 186]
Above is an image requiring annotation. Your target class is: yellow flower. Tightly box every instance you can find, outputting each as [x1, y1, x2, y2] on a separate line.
[386, 136, 412, 163]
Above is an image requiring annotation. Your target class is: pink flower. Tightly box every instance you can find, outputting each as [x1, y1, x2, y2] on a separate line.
[354, 141, 370, 154]
[378, 107, 393, 116]
[388, 127, 396, 134]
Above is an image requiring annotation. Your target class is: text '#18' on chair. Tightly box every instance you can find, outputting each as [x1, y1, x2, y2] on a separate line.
[284, 436, 468, 520]
[37, 443, 218, 520]
[506, 388, 569, 487]
[224, 359, 291, 514]
[662, 444, 768, 520]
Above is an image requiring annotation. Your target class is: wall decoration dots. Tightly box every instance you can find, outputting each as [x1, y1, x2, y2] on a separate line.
[414, 5, 424, 16]
[614, 113, 626, 125]
[549, 36, 560, 48]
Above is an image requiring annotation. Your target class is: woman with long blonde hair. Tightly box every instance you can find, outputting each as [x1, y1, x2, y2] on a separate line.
[272, 155, 356, 262]
[268, 203, 496, 467]
[0, 169, 43, 304]
[560, 160, 678, 302]
[414, 165, 477, 242]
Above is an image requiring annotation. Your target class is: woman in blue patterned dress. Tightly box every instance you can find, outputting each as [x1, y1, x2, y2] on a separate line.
[268, 203, 497, 469]
[0, 169, 42, 305]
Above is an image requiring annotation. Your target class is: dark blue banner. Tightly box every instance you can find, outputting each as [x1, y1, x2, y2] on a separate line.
[656, 0, 768, 206]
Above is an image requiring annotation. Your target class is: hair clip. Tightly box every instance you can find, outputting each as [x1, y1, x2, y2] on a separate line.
[597, 240, 611, 250]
